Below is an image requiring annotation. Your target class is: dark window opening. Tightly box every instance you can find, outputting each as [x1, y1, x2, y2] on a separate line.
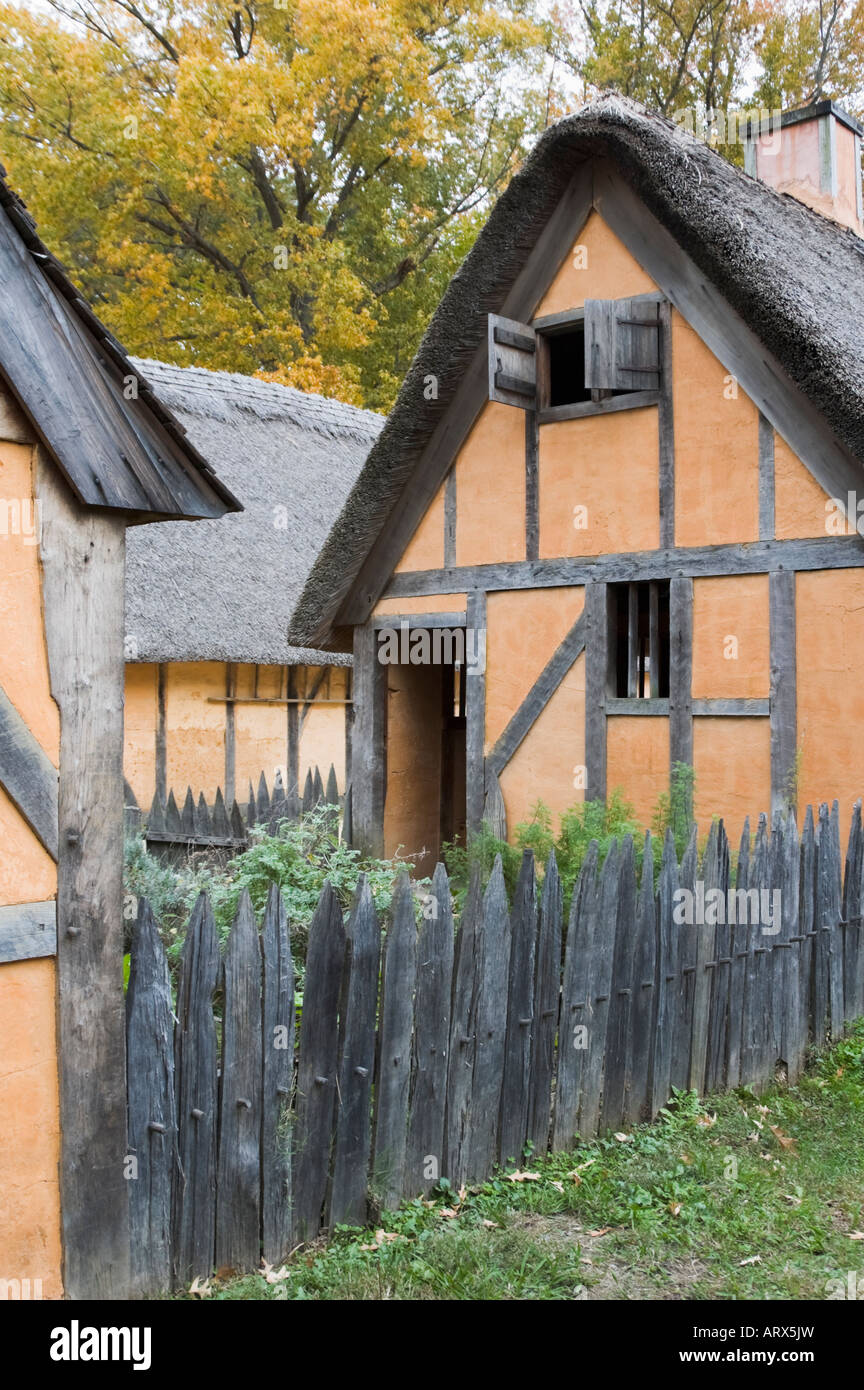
[546, 326, 593, 407]
[610, 580, 670, 698]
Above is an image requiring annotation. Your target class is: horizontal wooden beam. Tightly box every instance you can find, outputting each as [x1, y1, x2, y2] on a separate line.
[692, 698, 770, 716]
[487, 613, 586, 775]
[385, 535, 864, 600]
[607, 697, 670, 716]
[0, 684, 58, 860]
[0, 898, 57, 962]
[538, 390, 659, 426]
[371, 612, 467, 630]
[206, 697, 353, 707]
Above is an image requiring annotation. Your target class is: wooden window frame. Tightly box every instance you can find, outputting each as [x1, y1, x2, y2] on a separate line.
[533, 302, 663, 424]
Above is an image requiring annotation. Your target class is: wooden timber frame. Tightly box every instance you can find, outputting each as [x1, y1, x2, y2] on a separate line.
[342, 158, 864, 855]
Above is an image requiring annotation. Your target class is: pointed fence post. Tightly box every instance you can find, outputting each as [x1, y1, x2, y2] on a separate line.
[579, 840, 620, 1136]
[499, 851, 538, 1164]
[651, 830, 679, 1114]
[406, 863, 454, 1196]
[126, 900, 176, 1295]
[172, 894, 220, 1287]
[329, 877, 381, 1228]
[626, 832, 658, 1125]
[292, 882, 346, 1244]
[466, 856, 512, 1182]
[526, 850, 563, 1153]
[445, 866, 482, 1184]
[371, 871, 417, 1210]
[261, 886, 294, 1265]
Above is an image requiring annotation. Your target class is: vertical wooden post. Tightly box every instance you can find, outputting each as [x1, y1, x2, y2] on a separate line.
[770, 570, 797, 817]
[156, 661, 167, 804]
[585, 581, 608, 802]
[286, 664, 300, 798]
[658, 300, 676, 550]
[351, 623, 386, 857]
[465, 590, 487, 834]
[39, 457, 131, 1299]
[758, 414, 776, 541]
[224, 662, 236, 806]
[669, 574, 693, 787]
[525, 409, 539, 561]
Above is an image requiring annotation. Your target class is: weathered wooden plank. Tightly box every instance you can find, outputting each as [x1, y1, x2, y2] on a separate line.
[651, 830, 679, 1113]
[601, 836, 638, 1131]
[658, 301, 675, 549]
[466, 858, 512, 1180]
[465, 590, 487, 833]
[608, 697, 670, 716]
[525, 407, 539, 561]
[293, 882, 346, 1244]
[553, 843, 598, 1147]
[487, 614, 586, 776]
[312, 765, 325, 806]
[329, 877, 381, 1228]
[826, 801, 845, 1038]
[325, 764, 340, 807]
[406, 862, 454, 1195]
[770, 570, 797, 817]
[705, 822, 731, 1094]
[579, 840, 620, 1136]
[260, 885, 294, 1265]
[215, 891, 262, 1272]
[126, 899, 176, 1295]
[843, 801, 864, 1024]
[350, 623, 387, 857]
[669, 576, 693, 776]
[690, 820, 716, 1095]
[746, 814, 773, 1089]
[0, 682, 58, 859]
[526, 851, 563, 1153]
[385, 535, 864, 601]
[670, 827, 697, 1092]
[483, 766, 507, 839]
[692, 698, 770, 717]
[500, 851, 538, 1163]
[445, 866, 482, 1184]
[301, 768, 315, 813]
[799, 806, 817, 1056]
[626, 833, 658, 1125]
[758, 413, 775, 541]
[257, 770, 271, 821]
[775, 812, 802, 1080]
[372, 871, 417, 1209]
[0, 898, 57, 963]
[585, 583, 608, 801]
[172, 893, 220, 1285]
[39, 459, 129, 1299]
[444, 469, 457, 569]
[726, 819, 750, 1089]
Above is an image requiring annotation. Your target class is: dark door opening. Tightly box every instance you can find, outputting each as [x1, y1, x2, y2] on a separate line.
[440, 659, 467, 850]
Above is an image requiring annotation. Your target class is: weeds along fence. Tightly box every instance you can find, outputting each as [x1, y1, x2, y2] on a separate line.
[124, 764, 348, 860]
[126, 800, 864, 1293]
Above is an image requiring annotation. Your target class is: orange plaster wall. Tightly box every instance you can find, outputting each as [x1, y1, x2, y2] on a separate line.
[0, 786, 57, 907]
[454, 402, 525, 566]
[295, 667, 348, 792]
[123, 663, 158, 808]
[499, 655, 585, 832]
[692, 575, 770, 699]
[606, 717, 669, 828]
[485, 587, 584, 750]
[773, 433, 834, 540]
[672, 311, 759, 547]
[538, 408, 659, 558]
[165, 661, 227, 799]
[373, 593, 467, 617]
[533, 210, 657, 316]
[693, 717, 771, 844]
[0, 441, 59, 762]
[0, 958, 62, 1299]
[796, 569, 864, 841]
[383, 662, 442, 872]
[395, 481, 445, 573]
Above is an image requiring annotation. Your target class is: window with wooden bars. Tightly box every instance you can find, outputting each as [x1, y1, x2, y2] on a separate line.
[609, 580, 670, 699]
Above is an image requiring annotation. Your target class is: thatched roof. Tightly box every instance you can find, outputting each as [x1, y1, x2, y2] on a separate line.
[0, 168, 239, 520]
[125, 360, 383, 665]
[289, 95, 864, 649]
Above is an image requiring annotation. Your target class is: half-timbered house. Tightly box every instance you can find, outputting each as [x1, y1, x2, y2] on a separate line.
[290, 97, 864, 871]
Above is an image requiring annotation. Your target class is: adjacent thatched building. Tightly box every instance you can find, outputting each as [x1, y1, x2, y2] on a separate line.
[124, 360, 384, 811]
[290, 96, 864, 868]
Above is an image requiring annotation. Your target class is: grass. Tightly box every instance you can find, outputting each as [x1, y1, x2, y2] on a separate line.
[175, 1022, 864, 1301]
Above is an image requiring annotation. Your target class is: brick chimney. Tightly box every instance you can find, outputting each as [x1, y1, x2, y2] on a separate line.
[744, 101, 864, 236]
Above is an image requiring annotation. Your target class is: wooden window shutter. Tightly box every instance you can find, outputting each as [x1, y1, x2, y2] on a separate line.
[584, 298, 661, 391]
[487, 314, 537, 409]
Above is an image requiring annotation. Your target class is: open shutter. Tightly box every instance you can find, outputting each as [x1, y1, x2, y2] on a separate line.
[488, 314, 537, 409]
[584, 297, 661, 391]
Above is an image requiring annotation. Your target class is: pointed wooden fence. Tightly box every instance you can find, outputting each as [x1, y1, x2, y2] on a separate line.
[125, 801, 864, 1293]
[124, 764, 347, 858]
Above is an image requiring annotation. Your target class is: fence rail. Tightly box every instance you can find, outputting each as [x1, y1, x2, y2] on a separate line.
[125, 799, 864, 1293]
[124, 765, 347, 857]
